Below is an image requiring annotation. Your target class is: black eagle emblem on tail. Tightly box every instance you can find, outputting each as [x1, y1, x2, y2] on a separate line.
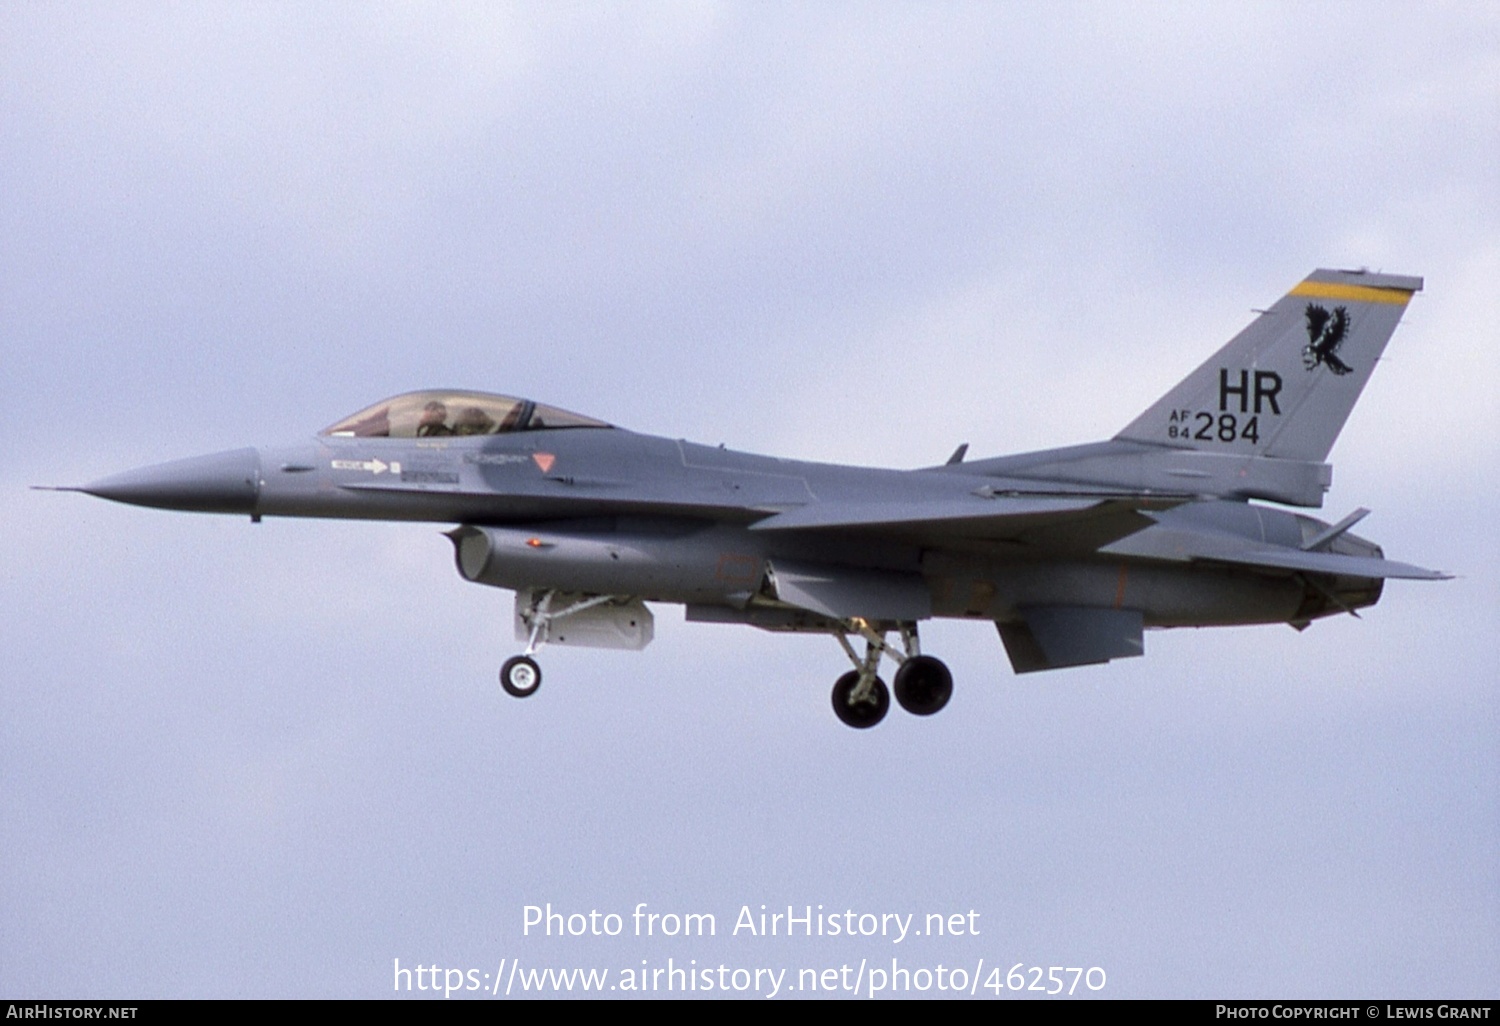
[1302, 303, 1353, 375]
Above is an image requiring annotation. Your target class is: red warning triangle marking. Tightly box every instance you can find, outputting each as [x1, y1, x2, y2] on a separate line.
[532, 452, 556, 473]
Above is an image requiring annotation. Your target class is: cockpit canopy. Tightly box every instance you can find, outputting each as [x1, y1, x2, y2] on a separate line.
[320, 390, 612, 439]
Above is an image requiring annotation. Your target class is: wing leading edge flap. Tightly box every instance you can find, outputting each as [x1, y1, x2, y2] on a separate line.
[1100, 526, 1450, 580]
[750, 495, 1100, 532]
[766, 558, 932, 621]
[748, 494, 1188, 543]
[997, 606, 1145, 674]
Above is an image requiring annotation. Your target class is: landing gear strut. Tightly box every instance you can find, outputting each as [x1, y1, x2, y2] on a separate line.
[498, 589, 619, 700]
[828, 621, 952, 728]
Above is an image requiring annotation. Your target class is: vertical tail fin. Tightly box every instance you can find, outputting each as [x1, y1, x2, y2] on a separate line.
[1115, 269, 1422, 462]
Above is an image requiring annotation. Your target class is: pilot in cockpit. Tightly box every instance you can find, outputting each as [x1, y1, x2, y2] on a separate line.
[454, 406, 497, 436]
[416, 400, 453, 437]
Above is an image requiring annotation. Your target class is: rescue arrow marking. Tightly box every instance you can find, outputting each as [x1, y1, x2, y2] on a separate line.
[330, 458, 393, 474]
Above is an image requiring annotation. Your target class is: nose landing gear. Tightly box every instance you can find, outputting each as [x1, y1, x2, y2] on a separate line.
[498, 589, 636, 699]
[500, 654, 542, 697]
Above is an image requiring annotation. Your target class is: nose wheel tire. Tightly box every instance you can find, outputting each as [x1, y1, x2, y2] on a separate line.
[893, 655, 953, 716]
[831, 671, 890, 729]
[500, 655, 542, 698]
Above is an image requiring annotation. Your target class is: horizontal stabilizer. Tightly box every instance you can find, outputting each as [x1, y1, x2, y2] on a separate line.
[997, 606, 1145, 674]
[766, 558, 931, 621]
[1101, 525, 1449, 580]
[1207, 545, 1448, 580]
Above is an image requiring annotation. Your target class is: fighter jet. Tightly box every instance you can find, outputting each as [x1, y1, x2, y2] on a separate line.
[49, 269, 1448, 728]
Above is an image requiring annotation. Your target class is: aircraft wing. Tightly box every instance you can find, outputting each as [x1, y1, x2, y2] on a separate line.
[1100, 526, 1450, 580]
[748, 494, 1184, 551]
[749, 494, 1098, 530]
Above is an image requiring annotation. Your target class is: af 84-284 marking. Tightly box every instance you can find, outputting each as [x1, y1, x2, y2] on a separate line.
[1165, 368, 1286, 444]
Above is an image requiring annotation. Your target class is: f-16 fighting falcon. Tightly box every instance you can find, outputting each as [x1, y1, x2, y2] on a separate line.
[48, 269, 1448, 728]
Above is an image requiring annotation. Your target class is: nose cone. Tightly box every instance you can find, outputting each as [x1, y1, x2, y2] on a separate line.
[80, 448, 261, 514]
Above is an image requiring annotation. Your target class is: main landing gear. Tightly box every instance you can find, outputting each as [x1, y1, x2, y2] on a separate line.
[829, 620, 953, 729]
[496, 591, 952, 731]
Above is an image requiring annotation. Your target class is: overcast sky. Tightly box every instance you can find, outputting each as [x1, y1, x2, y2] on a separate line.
[3, 2, 1496, 1000]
